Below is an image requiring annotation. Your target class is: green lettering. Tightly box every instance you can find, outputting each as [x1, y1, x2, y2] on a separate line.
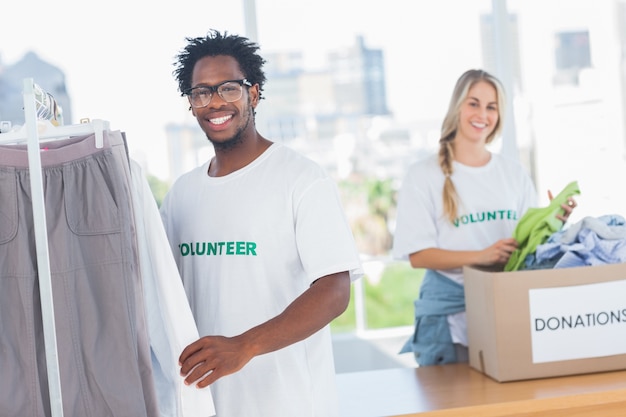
[181, 241, 259, 256]
[246, 242, 257, 255]
[236, 241, 245, 255]
[195, 242, 206, 255]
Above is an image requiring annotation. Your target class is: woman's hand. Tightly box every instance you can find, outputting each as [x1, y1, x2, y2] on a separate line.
[477, 238, 518, 266]
[547, 190, 577, 223]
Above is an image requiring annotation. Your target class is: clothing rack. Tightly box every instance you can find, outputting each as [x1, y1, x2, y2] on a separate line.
[0, 78, 110, 417]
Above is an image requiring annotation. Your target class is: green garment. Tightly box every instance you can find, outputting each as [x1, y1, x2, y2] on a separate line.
[504, 181, 581, 272]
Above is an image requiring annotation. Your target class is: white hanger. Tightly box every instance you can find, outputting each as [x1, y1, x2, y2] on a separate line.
[0, 117, 110, 147]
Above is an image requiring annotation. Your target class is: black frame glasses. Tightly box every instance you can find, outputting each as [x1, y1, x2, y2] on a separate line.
[184, 79, 252, 108]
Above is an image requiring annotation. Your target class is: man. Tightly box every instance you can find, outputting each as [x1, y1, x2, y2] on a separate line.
[160, 30, 363, 417]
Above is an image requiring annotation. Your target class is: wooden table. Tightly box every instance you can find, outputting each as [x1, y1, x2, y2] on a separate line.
[336, 364, 626, 417]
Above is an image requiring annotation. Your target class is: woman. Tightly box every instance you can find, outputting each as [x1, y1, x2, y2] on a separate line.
[392, 69, 575, 366]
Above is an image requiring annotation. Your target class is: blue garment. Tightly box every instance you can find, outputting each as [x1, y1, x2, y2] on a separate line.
[561, 214, 626, 243]
[400, 269, 465, 366]
[525, 215, 626, 269]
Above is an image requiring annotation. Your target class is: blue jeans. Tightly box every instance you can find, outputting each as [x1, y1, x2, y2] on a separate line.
[400, 269, 466, 366]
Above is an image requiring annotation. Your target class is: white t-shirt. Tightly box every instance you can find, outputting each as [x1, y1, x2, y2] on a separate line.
[160, 143, 362, 417]
[392, 152, 537, 344]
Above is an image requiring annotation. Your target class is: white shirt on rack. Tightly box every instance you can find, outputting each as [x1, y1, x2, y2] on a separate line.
[130, 160, 215, 417]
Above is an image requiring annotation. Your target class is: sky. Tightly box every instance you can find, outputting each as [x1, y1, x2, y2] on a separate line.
[0, 0, 495, 179]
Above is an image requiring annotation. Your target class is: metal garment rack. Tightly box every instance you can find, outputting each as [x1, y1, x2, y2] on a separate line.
[0, 78, 109, 417]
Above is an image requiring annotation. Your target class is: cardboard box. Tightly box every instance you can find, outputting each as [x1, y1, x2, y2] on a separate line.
[464, 263, 626, 382]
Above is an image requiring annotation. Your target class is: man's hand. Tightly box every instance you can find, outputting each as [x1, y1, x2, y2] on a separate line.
[179, 271, 350, 388]
[179, 334, 253, 388]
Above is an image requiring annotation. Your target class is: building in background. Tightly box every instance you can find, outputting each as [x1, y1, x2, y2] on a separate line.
[553, 30, 592, 86]
[480, 8, 534, 178]
[164, 122, 214, 182]
[512, 1, 626, 219]
[480, 10, 523, 91]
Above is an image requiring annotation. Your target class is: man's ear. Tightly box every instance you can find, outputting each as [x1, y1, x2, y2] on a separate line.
[249, 84, 260, 108]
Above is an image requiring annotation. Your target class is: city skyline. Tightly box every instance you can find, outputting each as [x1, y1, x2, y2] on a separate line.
[1, 0, 494, 179]
[2, 0, 626, 226]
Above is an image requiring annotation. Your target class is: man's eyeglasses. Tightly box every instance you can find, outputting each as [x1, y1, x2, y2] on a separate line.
[184, 79, 252, 108]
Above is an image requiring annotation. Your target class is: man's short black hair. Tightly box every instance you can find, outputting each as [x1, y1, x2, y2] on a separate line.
[173, 29, 267, 100]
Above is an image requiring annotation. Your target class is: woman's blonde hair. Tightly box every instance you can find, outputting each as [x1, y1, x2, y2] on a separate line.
[438, 69, 506, 223]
